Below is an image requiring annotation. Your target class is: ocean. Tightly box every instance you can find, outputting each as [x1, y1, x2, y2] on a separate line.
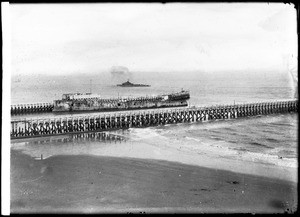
[11, 70, 295, 105]
[10, 70, 298, 177]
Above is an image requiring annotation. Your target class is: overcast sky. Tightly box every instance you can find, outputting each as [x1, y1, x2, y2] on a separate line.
[10, 3, 297, 75]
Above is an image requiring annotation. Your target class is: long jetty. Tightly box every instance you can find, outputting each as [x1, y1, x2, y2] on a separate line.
[11, 103, 54, 115]
[11, 100, 298, 139]
[10, 96, 164, 115]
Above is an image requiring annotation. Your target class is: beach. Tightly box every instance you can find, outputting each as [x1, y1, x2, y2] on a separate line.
[11, 149, 297, 214]
[10, 113, 298, 213]
[11, 114, 298, 181]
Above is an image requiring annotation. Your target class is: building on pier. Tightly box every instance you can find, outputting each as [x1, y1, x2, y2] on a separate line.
[52, 90, 190, 112]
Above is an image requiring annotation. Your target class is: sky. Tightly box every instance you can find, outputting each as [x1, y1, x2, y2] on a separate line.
[9, 3, 298, 75]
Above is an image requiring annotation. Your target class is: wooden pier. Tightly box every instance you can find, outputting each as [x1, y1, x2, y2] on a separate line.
[11, 103, 54, 115]
[10, 95, 176, 115]
[11, 100, 298, 139]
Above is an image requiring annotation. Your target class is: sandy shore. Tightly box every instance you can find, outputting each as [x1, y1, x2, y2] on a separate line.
[11, 125, 298, 183]
[11, 149, 297, 214]
[10, 115, 298, 213]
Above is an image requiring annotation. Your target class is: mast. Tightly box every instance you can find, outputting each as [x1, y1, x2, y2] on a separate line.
[89, 79, 92, 93]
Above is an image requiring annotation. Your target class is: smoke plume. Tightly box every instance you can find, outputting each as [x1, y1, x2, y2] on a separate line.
[110, 66, 133, 83]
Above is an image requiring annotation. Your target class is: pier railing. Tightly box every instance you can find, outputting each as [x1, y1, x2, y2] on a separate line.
[11, 103, 54, 115]
[10, 99, 298, 139]
[10, 95, 168, 115]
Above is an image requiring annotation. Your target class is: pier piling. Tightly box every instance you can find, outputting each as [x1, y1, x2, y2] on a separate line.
[10, 100, 298, 139]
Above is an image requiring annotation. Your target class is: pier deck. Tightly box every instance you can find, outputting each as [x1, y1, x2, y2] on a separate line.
[11, 99, 298, 139]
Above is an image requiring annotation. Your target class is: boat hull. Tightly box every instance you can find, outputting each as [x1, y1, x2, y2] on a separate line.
[53, 100, 188, 113]
[53, 90, 190, 113]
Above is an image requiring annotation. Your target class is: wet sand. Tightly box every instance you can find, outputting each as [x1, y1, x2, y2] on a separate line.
[11, 149, 297, 214]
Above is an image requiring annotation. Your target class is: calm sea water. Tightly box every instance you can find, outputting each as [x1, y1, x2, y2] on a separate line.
[10, 71, 298, 163]
[11, 70, 295, 105]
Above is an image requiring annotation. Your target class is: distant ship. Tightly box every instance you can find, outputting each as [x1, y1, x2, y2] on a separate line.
[53, 90, 190, 112]
[117, 80, 150, 87]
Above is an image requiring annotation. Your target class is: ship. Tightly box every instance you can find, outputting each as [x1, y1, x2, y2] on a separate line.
[117, 80, 150, 87]
[52, 90, 190, 112]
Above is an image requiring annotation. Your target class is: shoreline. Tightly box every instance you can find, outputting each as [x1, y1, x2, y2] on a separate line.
[11, 149, 297, 213]
[10, 113, 298, 213]
[11, 123, 298, 183]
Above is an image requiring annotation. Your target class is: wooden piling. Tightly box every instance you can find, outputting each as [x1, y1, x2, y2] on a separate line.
[10, 100, 298, 139]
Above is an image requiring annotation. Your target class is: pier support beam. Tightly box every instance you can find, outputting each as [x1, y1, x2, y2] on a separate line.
[10, 99, 298, 139]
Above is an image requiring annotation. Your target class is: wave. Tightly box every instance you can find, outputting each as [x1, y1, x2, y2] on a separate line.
[262, 129, 276, 133]
[248, 141, 273, 149]
[265, 138, 280, 143]
[271, 123, 293, 127]
[210, 136, 222, 141]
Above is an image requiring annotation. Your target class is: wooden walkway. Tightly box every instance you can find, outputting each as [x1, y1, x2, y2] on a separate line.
[11, 99, 298, 139]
